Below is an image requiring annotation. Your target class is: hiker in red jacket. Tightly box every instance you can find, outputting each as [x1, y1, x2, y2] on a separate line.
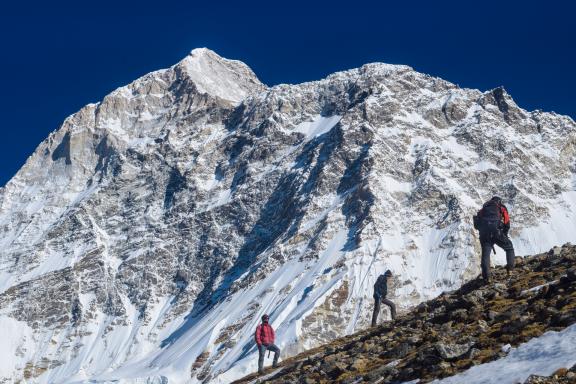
[474, 196, 515, 283]
[255, 314, 280, 373]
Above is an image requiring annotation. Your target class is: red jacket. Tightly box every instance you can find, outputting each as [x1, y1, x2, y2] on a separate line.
[501, 205, 510, 226]
[255, 323, 275, 345]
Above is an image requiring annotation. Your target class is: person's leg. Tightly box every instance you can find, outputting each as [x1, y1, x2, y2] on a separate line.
[371, 295, 381, 327]
[382, 298, 396, 320]
[258, 344, 265, 373]
[495, 233, 515, 273]
[480, 240, 493, 282]
[268, 344, 280, 367]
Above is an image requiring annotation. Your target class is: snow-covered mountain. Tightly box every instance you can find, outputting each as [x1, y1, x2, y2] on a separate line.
[0, 48, 574, 383]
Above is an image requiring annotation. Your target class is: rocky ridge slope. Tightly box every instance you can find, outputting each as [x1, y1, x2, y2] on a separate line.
[234, 244, 576, 384]
[0, 48, 575, 383]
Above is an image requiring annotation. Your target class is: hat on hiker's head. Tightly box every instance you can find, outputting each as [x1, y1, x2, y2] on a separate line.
[491, 196, 502, 203]
[384, 270, 393, 277]
[262, 314, 269, 321]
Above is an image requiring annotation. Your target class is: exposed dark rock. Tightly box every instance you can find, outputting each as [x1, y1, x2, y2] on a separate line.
[435, 342, 473, 360]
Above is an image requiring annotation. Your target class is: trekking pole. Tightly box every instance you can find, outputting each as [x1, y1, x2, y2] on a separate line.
[268, 350, 271, 358]
[492, 245, 496, 255]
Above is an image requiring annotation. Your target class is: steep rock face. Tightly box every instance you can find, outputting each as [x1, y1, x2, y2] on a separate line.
[0, 49, 575, 384]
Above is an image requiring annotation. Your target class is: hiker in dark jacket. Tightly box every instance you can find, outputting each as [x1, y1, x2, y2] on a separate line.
[255, 314, 280, 373]
[371, 270, 396, 327]
[474, 196, 515, 283]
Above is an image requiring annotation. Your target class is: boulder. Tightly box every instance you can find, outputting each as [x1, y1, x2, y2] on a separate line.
[435, 342, 473, 360]
[549, 246, 562, 258]
[566, 267, 576, 282]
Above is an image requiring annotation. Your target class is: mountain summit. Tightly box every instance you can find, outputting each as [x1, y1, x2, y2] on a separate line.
[0, 49, 575, 383]
[178, 48, 265, 103]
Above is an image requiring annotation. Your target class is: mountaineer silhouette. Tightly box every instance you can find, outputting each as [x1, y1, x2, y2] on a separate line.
[371, 270, 396, 327]
[474, 196, 515, 283]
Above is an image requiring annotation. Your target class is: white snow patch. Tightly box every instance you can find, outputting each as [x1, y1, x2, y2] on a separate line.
[397, 111, 434, 128]
[201, 188, 232, 212]
[179, 48, 259, 104]
[293, 115, 341, 140]
[0, 316, 35, 379]
[515, 190, 576, 256]
[521, 279, 560, 296]
[469, 160, 500, 172]
[379, 175, 412, 193]
[432, 323, 576, 384]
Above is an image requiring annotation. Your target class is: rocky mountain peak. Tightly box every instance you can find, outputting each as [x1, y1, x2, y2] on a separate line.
[175, 48, 266, 104]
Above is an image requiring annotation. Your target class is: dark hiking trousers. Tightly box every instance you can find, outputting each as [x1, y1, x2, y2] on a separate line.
[371, 295, 396, 327]
[258, 343, 280, 372]
[480, 229, 515, 281]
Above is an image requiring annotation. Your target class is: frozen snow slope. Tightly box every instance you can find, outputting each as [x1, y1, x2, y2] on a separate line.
[0, 48, 574, 383]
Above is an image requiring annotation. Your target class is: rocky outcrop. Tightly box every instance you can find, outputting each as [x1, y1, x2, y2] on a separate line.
[524, 365, 576, 383]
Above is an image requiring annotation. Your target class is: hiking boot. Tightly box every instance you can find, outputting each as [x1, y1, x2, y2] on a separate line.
[272, 362, 278, 368]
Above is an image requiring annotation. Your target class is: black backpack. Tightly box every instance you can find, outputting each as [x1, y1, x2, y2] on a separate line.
[374, 275, 388, 297]
[473, 199, 503, 231]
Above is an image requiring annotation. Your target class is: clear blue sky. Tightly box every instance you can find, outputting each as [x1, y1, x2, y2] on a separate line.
[1, 0, 574, 186]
